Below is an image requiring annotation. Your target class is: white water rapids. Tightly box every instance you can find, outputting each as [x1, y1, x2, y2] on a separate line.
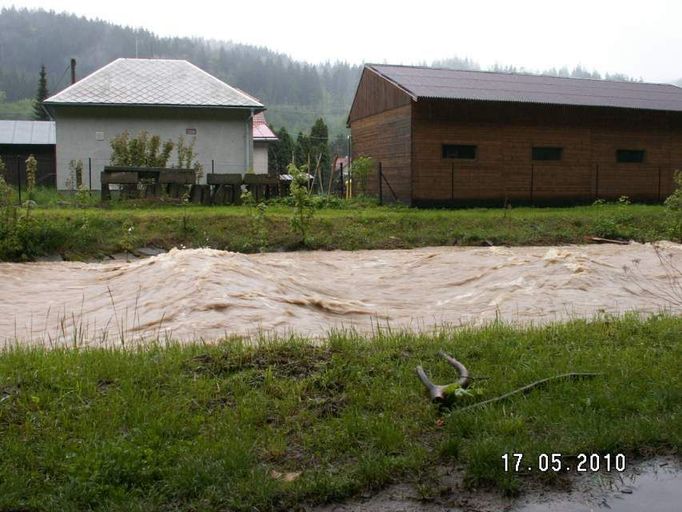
[1, 243, 681, 347]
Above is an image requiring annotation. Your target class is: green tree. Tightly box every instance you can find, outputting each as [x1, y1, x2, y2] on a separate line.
[329, 132, 348, 158]
[32, 65, 49, 121]
[294, 132, 311, 168]
[309, 118, 330, 191]
[268, 127, 294, 173]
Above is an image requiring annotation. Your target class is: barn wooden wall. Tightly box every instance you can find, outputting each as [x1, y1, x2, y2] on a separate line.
[349, 73, 682, 206]
[351, 104, 412, 203]
[348, 68, 413, 124]
[410, 100, 682, 205]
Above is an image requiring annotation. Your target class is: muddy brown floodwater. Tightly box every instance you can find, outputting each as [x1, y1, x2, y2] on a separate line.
[1, 242, 681, 347]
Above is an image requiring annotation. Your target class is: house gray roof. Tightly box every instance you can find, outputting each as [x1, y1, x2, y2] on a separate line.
[44, 58, 264, 110]
[0, 120, 56, 145]
[368, 64, 682, 112]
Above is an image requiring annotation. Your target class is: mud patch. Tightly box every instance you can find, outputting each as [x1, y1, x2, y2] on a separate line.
[313, 457, 682, 512]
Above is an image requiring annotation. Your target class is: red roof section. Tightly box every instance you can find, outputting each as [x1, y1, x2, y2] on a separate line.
[253, 112, 278, 141]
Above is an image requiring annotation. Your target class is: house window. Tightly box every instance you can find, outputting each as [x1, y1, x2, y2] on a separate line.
[532, 147, 562, 161]
[616, 149, 645, 163]
[442, 144, 477, 159]
[186, 128, 197, 135]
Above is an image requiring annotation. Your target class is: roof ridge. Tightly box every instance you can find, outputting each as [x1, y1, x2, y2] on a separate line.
[367, 63, 677, 88]
[44, 58, 264, 110]
[182, 60, 264, 107]
[45, 58, 124, 103]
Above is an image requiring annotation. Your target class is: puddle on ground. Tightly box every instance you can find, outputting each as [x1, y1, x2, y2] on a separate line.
[315, 457, 682, 512]
[517, 458, 682, 512]
[1, 243, 682, 346]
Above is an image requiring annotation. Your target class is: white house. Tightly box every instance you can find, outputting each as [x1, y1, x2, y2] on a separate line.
[43, 58, 266, 189]
[252, 112, 278, 173]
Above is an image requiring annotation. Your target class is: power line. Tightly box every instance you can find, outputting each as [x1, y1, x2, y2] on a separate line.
[52, 63, 72, 92]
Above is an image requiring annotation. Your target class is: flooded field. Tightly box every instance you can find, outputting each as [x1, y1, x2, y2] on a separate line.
[1, 242, 681, 346]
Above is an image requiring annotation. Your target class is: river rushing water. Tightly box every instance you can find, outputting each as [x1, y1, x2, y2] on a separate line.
[1, 242, 681, 347]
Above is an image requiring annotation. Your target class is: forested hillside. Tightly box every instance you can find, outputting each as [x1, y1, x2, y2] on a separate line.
[0, 8, 361, 136]
[1, 7, 679, 139]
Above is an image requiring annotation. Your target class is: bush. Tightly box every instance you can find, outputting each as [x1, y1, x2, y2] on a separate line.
[664, 170, 682, 211]
[110, 131, 174, 168]
[288, 162, 314, 245]
[350, 156, 375, 196]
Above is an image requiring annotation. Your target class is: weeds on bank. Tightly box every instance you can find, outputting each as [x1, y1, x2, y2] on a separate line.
[241, 188, 269, 252]
[0, 315, 680, 511]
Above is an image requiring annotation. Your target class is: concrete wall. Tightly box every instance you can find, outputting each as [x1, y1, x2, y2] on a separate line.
[52, 106, 255, 189]
[253, 141, 269, 174]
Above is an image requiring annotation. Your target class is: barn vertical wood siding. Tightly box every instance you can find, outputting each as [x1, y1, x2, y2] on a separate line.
[348, 68, 414, 203]
[349, 70, 682, 206]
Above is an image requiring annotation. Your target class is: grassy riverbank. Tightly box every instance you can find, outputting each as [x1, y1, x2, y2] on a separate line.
[1, 315, 680, 511]
[1, 196, 680, 261]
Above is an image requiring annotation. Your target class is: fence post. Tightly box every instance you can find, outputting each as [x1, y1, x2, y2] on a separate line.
[88, 157, 92, 191]
[529, 164, 534, 205]
[595, 164, 599, 200]
[378, 161, 383, 206]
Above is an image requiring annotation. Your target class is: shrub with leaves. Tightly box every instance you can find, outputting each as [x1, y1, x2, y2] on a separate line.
[25, 155, 37, 200]
[0, 157, 11, 209]
[241, 189, 269, 252]
[110, 131, 174, 168]
[65, 160, 83, 191]
[664, 171, 682, 211]
[350, 156, 374, 196]
[287, 162, 314, 245]
[176, 135, 203, 182]
[664, 170, 682, 238]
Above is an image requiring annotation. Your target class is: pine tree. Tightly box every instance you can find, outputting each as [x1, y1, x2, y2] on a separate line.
[268, 127, 294, 173]
[309, 118, 331, 189]
[33, 65, 49, 121]
[294, 132, 311, 169]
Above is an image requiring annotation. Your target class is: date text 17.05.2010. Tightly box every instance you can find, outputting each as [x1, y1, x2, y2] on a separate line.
[502, 453, 626, 473]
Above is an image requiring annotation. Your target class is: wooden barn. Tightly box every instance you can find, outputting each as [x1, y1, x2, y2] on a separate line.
[348, 64, 682, 206]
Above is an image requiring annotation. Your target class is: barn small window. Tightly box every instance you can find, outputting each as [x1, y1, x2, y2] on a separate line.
[442, 144, 477, 159]
[532, 147, 562, 161]
[616, 149, 645, 163]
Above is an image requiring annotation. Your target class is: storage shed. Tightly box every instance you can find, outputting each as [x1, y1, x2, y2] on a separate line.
[0, 120, 56, 187]
[348, 64, 682, 205]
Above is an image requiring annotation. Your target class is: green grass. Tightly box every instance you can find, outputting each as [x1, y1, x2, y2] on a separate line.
[0, 314, 680, 511]
[1, 187, 680, 261]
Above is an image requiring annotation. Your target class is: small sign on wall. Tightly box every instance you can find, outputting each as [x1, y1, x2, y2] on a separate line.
[186, 128, 197, 135]
[95, 131, 104, 141]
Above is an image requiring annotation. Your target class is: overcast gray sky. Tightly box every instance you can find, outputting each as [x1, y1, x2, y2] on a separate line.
[2, 0, 681, 82]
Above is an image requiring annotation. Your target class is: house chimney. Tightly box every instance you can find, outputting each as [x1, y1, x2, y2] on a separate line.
[70, 58, 77, 84]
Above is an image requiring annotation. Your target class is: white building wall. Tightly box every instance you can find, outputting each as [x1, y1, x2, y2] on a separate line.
[253, 141, 270, 174]
[53, 106, 255, 189]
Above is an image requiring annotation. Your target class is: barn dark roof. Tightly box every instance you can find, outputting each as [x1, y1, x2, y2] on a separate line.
[368, 64, 682, 112]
